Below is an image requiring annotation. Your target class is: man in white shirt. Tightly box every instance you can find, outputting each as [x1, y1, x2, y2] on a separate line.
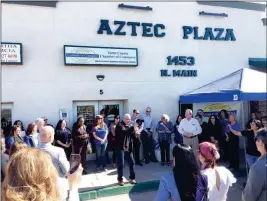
[141, 107, 158, 164]
[178, 109, 202, 159]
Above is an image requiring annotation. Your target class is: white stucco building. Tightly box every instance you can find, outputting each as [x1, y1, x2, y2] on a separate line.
[1, 2, 266, 130]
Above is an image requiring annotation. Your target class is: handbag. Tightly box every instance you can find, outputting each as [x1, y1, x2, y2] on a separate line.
[87, 142, 92, 154]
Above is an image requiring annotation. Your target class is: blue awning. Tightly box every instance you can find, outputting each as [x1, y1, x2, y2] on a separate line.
[180, 68, 267, 103]
[248, 58, 267, 68]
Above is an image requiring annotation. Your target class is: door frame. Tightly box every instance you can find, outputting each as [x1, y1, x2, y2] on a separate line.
[1, 102, 13, 122]
[72, 101, 99, 124]
[98, 100, 124, 119]
[72, 100, 124, 161]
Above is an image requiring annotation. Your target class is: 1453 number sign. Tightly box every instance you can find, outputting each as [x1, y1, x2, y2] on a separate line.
[167, 56, 195, 66]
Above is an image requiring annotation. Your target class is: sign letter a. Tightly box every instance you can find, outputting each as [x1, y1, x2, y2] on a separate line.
[97, 19, 113, 35]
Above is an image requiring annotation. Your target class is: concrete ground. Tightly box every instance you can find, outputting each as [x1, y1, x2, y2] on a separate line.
[80, 152, 247, 200]
[79, 161, 172, 191]
[92, 176, 246, 201]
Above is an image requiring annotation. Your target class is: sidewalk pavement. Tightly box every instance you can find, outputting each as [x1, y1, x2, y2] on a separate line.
[78, 161, 172, 191]
[78, 152, 248, 200]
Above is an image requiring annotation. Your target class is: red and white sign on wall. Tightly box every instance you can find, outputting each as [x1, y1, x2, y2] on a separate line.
[1, 42, 23, 65]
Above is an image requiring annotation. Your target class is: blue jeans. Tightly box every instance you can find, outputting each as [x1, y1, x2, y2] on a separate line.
[115, 150, 135, 182]
[246, 154, 258, 168]
[95, 143, 107, 167]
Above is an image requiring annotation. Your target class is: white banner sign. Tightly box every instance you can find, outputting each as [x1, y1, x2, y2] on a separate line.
[59, 109, 69, 122]
[193, 102, 241, 123]
[64, 45, 138, 66]
[1, 43, 23, 64]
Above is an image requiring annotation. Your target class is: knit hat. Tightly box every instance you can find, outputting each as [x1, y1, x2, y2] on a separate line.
[199, 142, 220, 161]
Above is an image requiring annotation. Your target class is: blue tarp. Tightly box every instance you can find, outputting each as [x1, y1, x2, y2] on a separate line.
[180, 68, 267, 103]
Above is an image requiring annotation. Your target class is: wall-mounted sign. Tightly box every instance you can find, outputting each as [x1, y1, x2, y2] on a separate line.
[59, 109, 69, 122]
[167, 56, 195, 66]
[1, 42, 23, 65]
[64, 45, 138, 66]
[97, 19, 165, 37]
[183, 26, 236, 41]
[161, 69, 197, 77]
[161, 55, 197, 77]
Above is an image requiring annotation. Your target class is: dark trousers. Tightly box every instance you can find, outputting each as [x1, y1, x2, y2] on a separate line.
[133, 137, 141, 164]
[141, 131, 156, 162]
[115, 150, 135, 182]
[218, 136, 227, 161]
[227, 134, 240, 169]
[159, 140, 170, 163]
[112, 148, 116, 164]
[105, 149, 111, 164]
[64, 147, 72, 161]
[95, 143, 107, 168]
[108, 140, 116, 164]
[74, 142, 87, 169]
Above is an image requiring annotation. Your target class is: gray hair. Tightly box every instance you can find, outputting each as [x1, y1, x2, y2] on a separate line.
[146, 107, 151, 111]
[161, 114, 170, 122]
[124, 113, 131, 119]
[185, 109, 193, 115]
[35, 118, 44, 124]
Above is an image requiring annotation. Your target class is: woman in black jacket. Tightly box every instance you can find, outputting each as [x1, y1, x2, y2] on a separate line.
[246, 112, 261, 129]
[207, 115, 224, 158]
[55, 120, 72, 160]
[174, 114, 183, 144]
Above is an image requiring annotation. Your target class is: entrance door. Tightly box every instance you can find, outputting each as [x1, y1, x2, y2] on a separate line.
[73, 101, 99, 131]
[1, 103, 13, 137]
[98, 101, 124, 124]
[73, 100, 123, 161]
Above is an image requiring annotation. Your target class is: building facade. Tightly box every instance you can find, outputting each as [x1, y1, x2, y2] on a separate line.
[1, 2, 266, 130]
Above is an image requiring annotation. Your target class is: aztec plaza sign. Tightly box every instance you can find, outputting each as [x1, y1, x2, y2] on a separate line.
[97, 19, 236, 41]
[96, 19, 237, 77]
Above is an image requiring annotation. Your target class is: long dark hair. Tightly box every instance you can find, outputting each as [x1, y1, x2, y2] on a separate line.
[173, 144, 200, 201]
[218, 110, 229, 119]
[13, 120, 25, 131]
[176, 114, 183, 125]
[55, 120, 65, 131]
[26, 123, 36, 136]
[77, 117, 85, 128]
[113, 114, 120, 123]
[208, 115, 220, 126]
[10, 125, 20, 137]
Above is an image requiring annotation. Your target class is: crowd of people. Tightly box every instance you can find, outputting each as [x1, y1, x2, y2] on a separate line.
[1, 107, 267, 201]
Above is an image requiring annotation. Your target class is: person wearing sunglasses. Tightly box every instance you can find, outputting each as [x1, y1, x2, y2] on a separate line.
[92, 115, 109, 172]
[42, 116, 54, 128]
[229, 119, 262, 168]
[142, 107, 158, 164]
[131, 109, 143, 166]
[242, 128, 267, 201]
[115, 114, 136, 186]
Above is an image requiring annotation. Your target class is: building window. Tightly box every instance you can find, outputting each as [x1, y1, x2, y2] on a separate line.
[1, 103, 13, 137]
